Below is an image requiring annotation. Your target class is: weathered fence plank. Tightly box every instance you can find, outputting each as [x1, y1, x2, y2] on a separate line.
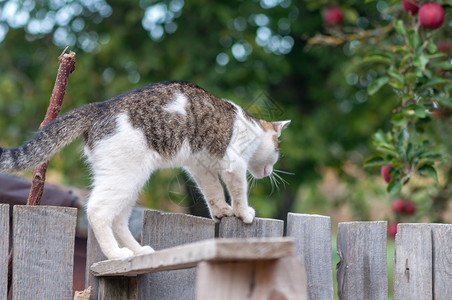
[92, 238, 295, 276]
[137, 210, 215, 300]
[12, 205, 77, 300]
[86, 227, 108, 300]
[196, 256, 308, 300]
[336, 221, 387, 300]
[431, 224, 452, 300]
[217, 216, 284, 238]
[0, 204, 9, 300]
[394, 223, 432, 300]
[286, 213, 333, 300]
[98, 277, 137, 300]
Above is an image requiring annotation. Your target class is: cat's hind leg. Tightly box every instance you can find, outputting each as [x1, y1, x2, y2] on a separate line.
[85, 113, 155, 259]
[185, 165, 233, 222]
[112, 204, 154, 256]
[87, 184, 135, 260]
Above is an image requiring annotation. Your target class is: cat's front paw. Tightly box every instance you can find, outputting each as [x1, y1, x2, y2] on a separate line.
[234, 206, 255, 224]
[134, 245, 155, 256]
[209, 201, 234, 222]
[109, 247, 134, 260]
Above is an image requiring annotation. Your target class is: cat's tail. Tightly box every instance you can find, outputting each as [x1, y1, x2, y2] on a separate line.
[0, 103, 100, 172]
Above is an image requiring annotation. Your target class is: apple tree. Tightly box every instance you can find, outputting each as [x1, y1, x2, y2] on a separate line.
[308, 0, 452, 223]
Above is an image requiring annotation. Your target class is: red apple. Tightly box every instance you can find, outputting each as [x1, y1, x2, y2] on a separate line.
[381, 164, 392, 183]
[388, 222, 398, 239]
[404, 202, 417, 215]
[419, 3, 445, 29]
[323, 7, 343, 27]
[402, 1, 419, 15]
[392, 198, 405, 214]
[438, 40, 451, 53]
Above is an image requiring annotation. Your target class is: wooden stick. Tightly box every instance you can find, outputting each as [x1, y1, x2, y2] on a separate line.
[7, 48, 76, 296]
[26, 47, 76, 206]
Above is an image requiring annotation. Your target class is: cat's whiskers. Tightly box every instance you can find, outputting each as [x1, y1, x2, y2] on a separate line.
[247, 173, 257, 191]
[269, 169, 293, 191]
[273, 169, 295, 175]
[269, 173, 279, 194]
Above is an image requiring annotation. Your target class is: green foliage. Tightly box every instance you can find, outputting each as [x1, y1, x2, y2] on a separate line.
[1, 0, 450, 223]
[308, 0, 452, 223]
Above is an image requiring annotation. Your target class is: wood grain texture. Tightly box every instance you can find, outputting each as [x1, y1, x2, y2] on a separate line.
[12, 205, 77, 300]
[196, 256, 308, 300]
[91, 237, 295, 276]
[286, 213, 333, 300]
[0, 204, 9, 300]
[98, 277, 137, 300]
[336, 221, 387, 300]
[137, 210, 215, 300]
[393, 223, 432, 300]
[431, 224, 452, 300]
[86, 227, 109, 300]
[218, 216, 284, 238]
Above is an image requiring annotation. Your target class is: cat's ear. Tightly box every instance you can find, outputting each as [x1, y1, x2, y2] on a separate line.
[272, 120, 291, 136]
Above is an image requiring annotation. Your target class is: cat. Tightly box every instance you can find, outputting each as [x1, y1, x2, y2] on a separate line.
[0, 81, 290, 259]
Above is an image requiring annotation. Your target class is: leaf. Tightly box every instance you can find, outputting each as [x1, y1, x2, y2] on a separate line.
[396, 128, 409, 160]
[419, 151, 443, 160]
[373, 130, 389, 144]
[432, 61, 452, 70]
[394, 20, 407, 36]
[408, 30, 420, 49]
[405, 142, 414, 161]
[405, 72, 419, 85]
[377, 145, 398, 157]
[388, 79, 404, 90]
[407, 104, 427, 118]
[392, 113, 405, 126]
[434, 96, 452, 108]
[364, 155, 386, 167]
[387, 178, 402, 194]
[361, 55, 392, 65]
[427, 42, 437, 53]
[388, 70, 404, 83]
[421, 77, 449, 89]
[413, 54, 429, 71]
[426, 53, 446, 60]
[417, 165, 439, 182]
[368, 76, 389, 95]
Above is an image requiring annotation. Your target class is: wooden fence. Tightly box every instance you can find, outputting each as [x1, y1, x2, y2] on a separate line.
[1, 203, 451, 299]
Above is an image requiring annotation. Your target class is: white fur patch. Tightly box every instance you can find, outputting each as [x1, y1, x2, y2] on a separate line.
[163, 93, 187, 116]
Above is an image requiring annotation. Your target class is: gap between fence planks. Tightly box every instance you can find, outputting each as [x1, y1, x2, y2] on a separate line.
[91, 237, 295, 277]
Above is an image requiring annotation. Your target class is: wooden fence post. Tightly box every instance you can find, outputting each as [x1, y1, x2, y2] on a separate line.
[336, 221, 387, 300]
[137, 210, 215, 300]
[11, 205, 77, 299]
[431, 224, 452, 299]
[286, 213, 333, 300]
[393, 223, 432, 300]
[0, 204, 9, 300]
[217, 216, 284, 238]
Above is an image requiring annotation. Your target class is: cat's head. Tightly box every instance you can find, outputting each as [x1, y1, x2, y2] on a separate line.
[248, 120, 290, 179]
